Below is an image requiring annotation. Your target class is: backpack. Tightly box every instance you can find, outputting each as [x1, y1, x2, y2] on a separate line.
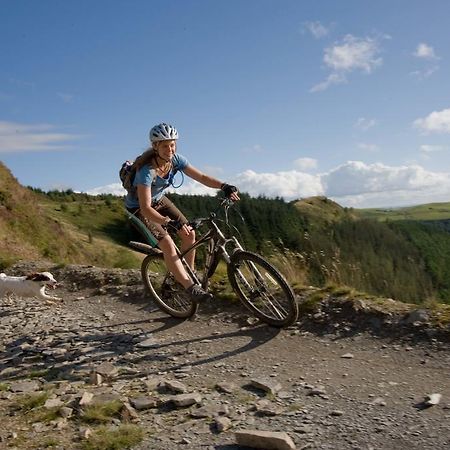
[119, 160, 159, 195]
[119, 160, 137, 194]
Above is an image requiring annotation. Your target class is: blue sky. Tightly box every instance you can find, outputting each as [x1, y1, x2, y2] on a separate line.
[1, 0, 450, 208]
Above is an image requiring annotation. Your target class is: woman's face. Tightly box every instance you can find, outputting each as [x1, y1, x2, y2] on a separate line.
[156, 140, 176, 161]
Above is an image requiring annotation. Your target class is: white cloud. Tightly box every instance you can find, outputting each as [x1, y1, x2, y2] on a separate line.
[413, 43, 439, 60]
[88, 162, 450, 209]
[414, 108, 450, 134]
[311, 35, 383, 92]
[411, 43, 440, 79]
[410, 66, 439, 79]
[0, 120, 82, 153]
[310, 73, 347, 92]
[321, 161, 450, 207]
[87, 183, 126, 197]
[420, 144, 447, 153]
[324, 35, 382, 73]
[303, 21, 329, 39]
[354, 117, 377, 131]
[230, 169, 324, 199]
[322, 161, 447, 196]
[293, 157, 318, 171]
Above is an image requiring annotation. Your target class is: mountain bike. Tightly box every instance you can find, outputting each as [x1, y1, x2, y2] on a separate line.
[127, 199, 299, 328]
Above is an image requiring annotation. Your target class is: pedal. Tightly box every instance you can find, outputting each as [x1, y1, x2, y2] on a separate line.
[129, 241, 164, 256]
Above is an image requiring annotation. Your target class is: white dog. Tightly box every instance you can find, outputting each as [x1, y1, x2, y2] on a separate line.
[0, 271, 61, 303]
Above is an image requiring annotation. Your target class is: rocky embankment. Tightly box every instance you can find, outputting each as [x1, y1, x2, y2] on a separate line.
[0, 261, 449, 450]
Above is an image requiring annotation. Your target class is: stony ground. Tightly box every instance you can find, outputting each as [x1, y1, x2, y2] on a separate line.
[0, 261, 449, 450]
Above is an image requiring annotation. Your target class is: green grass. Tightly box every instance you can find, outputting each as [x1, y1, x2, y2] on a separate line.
[82, 424, 144, 450]
[357, 201, 450, 222]
[81, 400, 124, 424]
[18, 391, 51, 412]
[324, 284, 355, 297]
[423, 299, 450, 327]
[298, 290, 327, 314]
[26, 369, 49, 379]
[29, 407, 61, 423]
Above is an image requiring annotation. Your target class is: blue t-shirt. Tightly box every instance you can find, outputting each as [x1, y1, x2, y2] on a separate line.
[125, 153, 189, 209]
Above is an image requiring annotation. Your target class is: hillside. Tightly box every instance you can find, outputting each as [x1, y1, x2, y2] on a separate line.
[0, 162, 140, 269]
[357, 201, 450, 221]
[293, 196, 356, 225]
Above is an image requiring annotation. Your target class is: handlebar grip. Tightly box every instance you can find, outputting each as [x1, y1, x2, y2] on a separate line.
[189, 218, 205, 229]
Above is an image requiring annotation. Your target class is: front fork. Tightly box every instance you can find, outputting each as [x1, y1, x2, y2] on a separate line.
[219, 237, 258, 295]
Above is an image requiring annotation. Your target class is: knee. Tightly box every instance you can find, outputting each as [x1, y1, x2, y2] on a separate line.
[159, 235, 176, 253]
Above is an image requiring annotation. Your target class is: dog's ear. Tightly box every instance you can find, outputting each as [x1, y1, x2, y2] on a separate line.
[26, 273, 51, 282]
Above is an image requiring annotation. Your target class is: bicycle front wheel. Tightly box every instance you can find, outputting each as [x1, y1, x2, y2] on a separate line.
[228, 251, 298, 327]
[141, 255, 198, 318]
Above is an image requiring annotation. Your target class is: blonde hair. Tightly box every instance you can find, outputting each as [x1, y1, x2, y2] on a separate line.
[134, 146, 156, 171]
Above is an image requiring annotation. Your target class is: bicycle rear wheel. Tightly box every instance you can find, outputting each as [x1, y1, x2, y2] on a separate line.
[141, 255, 198, 318]
[228, 251, 298, 327]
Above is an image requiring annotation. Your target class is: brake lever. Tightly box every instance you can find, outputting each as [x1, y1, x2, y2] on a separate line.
[189, 218, 205, 230]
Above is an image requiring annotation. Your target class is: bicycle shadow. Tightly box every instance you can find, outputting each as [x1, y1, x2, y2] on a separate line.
[127, 323, 281, 375]
[0, 311, 184, 382]
[89, 314, 187, 334]
[0, 298, 281, 384]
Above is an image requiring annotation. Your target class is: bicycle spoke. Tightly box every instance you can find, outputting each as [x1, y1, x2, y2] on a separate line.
[244, 270, 289, 319]
[228, 251, 298, 327]
[141, 255, 198, 318]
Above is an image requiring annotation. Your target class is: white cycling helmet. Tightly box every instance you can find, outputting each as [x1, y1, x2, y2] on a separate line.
[149, 123, 179, 142]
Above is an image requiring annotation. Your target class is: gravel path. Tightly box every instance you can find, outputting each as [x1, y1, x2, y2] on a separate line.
[0, 263, 449, 449]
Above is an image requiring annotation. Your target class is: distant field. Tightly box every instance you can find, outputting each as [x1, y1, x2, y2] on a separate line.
[357, 202, 450, 221]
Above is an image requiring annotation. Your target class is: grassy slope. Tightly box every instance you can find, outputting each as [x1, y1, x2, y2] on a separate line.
[356, 201, 450, 221]
[293, 196, 355, 224]
[0, 163, 141, 269]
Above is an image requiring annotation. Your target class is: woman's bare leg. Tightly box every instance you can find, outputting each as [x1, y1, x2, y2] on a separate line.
[158, 235, 192, 289]
[179, 229, 196, 269]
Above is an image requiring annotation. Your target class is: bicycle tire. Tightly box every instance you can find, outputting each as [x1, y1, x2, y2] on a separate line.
[228, 251, 298, 327]
[141, 255, 198, 318]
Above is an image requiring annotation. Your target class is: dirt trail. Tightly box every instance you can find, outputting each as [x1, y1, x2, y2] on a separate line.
[0, 263, 449, 449]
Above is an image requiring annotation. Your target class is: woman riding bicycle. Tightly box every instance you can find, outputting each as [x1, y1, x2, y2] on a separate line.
[125, 123, 240, 302]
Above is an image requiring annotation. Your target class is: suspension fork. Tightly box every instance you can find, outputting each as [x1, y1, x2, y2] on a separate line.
[215, 234, 258, 293]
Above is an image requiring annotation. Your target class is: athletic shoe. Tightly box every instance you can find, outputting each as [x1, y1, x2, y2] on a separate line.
[186, 284, 213, 303]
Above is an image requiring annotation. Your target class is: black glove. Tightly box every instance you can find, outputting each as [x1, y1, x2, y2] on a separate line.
[166, 219, 184, 231]
[221, 183, 238, 198]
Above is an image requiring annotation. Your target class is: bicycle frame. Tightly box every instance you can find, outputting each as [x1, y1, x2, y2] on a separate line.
[175, 215, 245, 288]
[130, 199, 268, 296]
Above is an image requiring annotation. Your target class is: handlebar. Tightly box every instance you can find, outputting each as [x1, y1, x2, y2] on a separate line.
[188, 198, 237, 230]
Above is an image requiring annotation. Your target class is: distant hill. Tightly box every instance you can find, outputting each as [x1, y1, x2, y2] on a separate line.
[356, 201, 450, 221]
[293, 196, 356, 225]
